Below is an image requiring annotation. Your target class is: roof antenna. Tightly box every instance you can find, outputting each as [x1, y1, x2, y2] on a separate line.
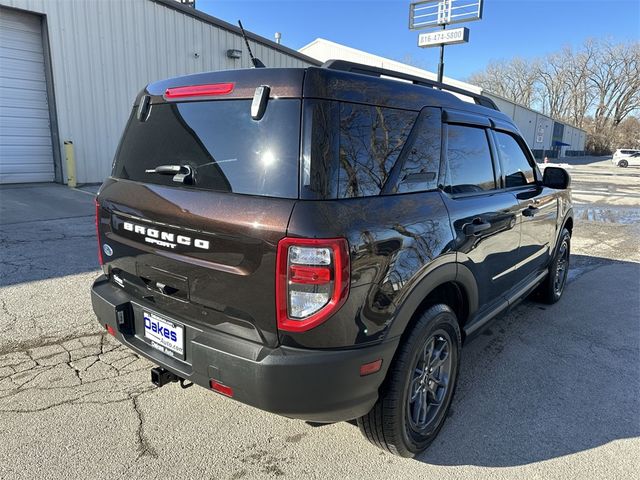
[238, 20, 265, 68]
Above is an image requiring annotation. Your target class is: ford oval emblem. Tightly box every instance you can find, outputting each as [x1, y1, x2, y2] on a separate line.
[102, 243, 113, 257]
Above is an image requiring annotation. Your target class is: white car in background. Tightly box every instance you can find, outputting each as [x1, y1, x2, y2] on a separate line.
[612, 149, 640, 167]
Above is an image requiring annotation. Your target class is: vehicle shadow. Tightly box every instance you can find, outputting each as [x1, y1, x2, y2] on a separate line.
[415, 255, 640, 467]
[0, 184, 99, 288]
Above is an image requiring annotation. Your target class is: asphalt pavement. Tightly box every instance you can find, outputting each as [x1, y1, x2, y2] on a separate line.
[0, 159, 638, 479]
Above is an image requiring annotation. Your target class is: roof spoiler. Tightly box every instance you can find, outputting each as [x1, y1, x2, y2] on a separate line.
[321, 59, 499, 111]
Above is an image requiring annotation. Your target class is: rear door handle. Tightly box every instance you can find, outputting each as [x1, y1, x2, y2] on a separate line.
[522, 205, 539, 217]
[464, 220, 492, 236]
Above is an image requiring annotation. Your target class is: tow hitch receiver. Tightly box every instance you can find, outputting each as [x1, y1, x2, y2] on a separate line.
[151, 367, 178, 387]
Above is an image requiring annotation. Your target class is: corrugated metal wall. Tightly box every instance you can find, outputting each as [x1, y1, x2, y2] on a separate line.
[512, 106, 537, 147]
[0, 0, 314, 183]
[484, 92, 586, 154]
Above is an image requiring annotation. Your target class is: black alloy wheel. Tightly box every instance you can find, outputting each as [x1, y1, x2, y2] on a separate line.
[536, 228, 571, 304]
[357, 304, 461, 457]
[406, 330, 453, 435]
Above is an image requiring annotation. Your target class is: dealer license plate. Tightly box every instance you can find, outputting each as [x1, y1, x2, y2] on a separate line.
[143, 310, 184, 357]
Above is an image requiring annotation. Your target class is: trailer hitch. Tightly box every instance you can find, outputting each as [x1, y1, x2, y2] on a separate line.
[150, 367, 178, 387]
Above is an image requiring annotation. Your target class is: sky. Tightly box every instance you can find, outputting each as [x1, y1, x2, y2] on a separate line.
[197, 0, 640, 81]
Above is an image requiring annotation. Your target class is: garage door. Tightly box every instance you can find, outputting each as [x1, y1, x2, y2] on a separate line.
[0, 7, 54, 183]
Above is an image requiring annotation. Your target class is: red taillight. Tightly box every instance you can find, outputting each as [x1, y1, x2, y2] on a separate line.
[276, 237, 350, 333]
[210, 380, 233, 397]
[164, 82, 234, 99]
[105, 324, 116, 336]
[95, 199, 103, 266]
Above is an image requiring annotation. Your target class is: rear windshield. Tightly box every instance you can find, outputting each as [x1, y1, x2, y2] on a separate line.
[112, 99, 301, 198]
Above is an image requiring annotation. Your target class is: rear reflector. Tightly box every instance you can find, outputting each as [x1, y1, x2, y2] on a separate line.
[289, 265, 331, 284]
[164, 82, 234, 99]
[210, 380, 233, 397]
[105, 324, 116, 337]
[360, 359, 383, 376]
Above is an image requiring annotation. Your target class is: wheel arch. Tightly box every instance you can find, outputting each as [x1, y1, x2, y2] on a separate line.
[386, 261, 479, 343]
[555, 209, 573, 254]
[562, 214, 573, 236]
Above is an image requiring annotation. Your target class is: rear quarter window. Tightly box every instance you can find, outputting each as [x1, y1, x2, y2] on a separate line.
[112, 99, 301, 198]
[338, 104, 417, 198]
[395, 108, 441, 194]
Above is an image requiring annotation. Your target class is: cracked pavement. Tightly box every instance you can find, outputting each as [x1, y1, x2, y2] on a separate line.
[0, 167, 639, 480]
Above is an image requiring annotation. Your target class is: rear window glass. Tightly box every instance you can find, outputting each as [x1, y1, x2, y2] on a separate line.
[338, 104, 417, 198]
[112, 99, 300, 198]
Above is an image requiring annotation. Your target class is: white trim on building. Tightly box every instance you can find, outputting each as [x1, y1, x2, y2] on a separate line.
[299, 38, 482, 94]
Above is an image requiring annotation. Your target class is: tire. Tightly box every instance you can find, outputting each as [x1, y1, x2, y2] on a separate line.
[537, 228, 571, 304]
[357, 304, 461, 457]
[619, 160, 628, 168]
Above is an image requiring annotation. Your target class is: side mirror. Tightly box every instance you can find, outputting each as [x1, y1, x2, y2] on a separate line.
[542, 166, 571, 189]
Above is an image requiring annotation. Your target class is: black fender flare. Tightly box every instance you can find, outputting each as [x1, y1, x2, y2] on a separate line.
[554, 208, 574, 256]
[560, 208, 573, 234]
[386, 257, 479, 339]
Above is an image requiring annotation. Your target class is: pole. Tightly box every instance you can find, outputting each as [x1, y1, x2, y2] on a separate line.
[437, 24, 446, 84]
[64, 140, 76, 188]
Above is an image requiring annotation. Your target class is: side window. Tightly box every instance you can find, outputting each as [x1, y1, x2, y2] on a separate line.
[494, 131, 536, 188]
[396, 109, 441, 194]
[445, 125, 496, 194]
[338, 103, 417, 198]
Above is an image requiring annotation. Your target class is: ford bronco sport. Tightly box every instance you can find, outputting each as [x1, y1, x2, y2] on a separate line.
[92, 60, 573, 457]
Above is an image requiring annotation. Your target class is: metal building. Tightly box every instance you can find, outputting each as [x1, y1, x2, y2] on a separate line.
[299, 38, 587, 159]
[0, 0, 318, 184]
[484, 92, 587, 159]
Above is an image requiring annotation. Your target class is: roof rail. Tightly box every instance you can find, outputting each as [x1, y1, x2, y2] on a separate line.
[321, 59, 499, 111]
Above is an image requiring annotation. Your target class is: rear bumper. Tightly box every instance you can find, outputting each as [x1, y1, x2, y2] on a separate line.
[91, 276, 399, 422]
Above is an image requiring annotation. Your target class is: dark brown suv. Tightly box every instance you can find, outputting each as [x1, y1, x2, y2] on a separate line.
[92, 61, 573, 457]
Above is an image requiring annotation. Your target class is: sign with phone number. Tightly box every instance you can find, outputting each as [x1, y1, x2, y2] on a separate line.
[418, 27, 470, 47]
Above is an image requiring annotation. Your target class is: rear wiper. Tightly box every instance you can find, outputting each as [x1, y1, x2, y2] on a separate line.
[145, 164, 192, 184]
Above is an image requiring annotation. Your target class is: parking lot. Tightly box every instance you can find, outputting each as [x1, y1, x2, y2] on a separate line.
[0, 157, 638, 479]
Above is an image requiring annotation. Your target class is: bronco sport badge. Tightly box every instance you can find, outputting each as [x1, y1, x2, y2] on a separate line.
[122, 221, 210, 250]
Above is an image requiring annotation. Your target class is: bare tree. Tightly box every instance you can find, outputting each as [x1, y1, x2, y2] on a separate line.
[587, 39, 640, 129]
[563, 46, 595, 129]
[467, 38, 640, 153]
[536, 50, 571, 119]
[468, 58, 538, 107]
